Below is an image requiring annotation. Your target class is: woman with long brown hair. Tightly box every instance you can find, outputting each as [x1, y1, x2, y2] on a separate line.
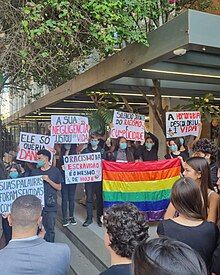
[158, 177, 218, 271]
[165, 157, 219, 223]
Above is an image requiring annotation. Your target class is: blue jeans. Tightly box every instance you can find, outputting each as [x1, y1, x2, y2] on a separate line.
[85, 181, 103, 221]
[42, 210, 56, 243]
[61, 183, 77, 220]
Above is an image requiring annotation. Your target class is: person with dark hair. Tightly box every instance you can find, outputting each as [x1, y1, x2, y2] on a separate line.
[164, 139, 187, 161]
[59, 144, 77, 227]
[100, 203, 149, 275]
[81, 134, 104, 227]
[133, 237, 208, 275]
[138, 131, 159, 161]
[193, 138, 219, 188]
[2, 162, 23, 246]
[107, 137, 134, 162]
[31, 149, 63, 242]
[176, 137, 189, 160]
[0, 195, 70, 274]
[157, 177, 218, 270]
[165, 157, 219, 223]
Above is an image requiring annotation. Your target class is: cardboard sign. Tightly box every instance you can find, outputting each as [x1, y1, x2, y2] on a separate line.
[17, 132, 55, 163]
[63, 153, 102, 184]
[0, 176, 44, 213]
[110, 110, 145, 141]
[166, 111, 201, 138]
[51, 115, 89, 144]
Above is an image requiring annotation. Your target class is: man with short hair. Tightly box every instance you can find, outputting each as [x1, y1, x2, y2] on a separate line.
[0, 195, 70, 275]
[101, 203, 149, 275]
[31, 149, 63, 242]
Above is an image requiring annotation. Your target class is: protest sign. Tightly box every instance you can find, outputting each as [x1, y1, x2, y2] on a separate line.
[17, 132, 55, 163]
[51, 115, 89, 144]
[63, 152, 102, 184]
[0, 176, 44, 213]
[166, 111, 201, 138]
[110, 110, 145, 141]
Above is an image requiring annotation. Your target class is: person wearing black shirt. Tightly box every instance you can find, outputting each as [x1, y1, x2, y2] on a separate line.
[140, 132, 159, 161]
[59, 144, 77, 227]
[192, 138, 219, 189]
[100, 204, 149, 275]
[81, 134, 104, 227]
[164, 139, 187, 161]
[31, 149, 63, 243]
[157, 177, 218, 271]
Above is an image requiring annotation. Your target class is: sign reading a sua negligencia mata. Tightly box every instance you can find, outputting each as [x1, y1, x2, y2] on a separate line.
[51, 115, 89, 144]
[166, 111, 201, 138]
[0, 176, 44, 213]
[63, 153, 102, 184]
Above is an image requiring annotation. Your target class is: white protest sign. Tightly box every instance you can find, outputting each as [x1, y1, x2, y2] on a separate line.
[110, 110, 145, 141]
[63, 152, 102, 184]
[0, 176, 44, 213]
[17, 132, 55, 163]
[51, 115, 89, 144]
[166, 111, 201, 138]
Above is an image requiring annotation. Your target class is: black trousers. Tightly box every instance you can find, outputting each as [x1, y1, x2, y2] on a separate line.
[61, 184, 77, 220]
[42, 210, 56, 243]
[85, 181, 103, 221]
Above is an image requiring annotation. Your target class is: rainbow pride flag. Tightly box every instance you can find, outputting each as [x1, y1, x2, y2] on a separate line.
[103, 158, 181, 221]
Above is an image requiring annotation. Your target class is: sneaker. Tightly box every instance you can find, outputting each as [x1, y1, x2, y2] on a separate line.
[62, 219, 70, 227]
[82, 220, 92, 227]
[69, 217, 77, 225]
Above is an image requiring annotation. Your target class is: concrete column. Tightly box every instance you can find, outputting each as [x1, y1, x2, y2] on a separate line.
[149, 98, 170, 160]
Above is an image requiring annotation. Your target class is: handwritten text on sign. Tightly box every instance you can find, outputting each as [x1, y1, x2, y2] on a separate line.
[110, 110, 145, 141]
[166, 111, 201, 138]
[0, 176, 44, 213]
[17, 132, 55, 163]
[64, 153, 102, 184]
[51, 115, 89, 144]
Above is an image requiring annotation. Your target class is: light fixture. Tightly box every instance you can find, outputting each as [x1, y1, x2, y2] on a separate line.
[142, 68, 220, 79]
[173, 48, 187, 56]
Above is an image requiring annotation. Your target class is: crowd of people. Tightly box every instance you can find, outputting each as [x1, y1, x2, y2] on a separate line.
[0, 125, 219, 274]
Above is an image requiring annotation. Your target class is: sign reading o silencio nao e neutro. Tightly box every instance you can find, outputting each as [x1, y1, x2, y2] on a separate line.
[63, 152, 102, 184]
[110, 110, 145, 142]
[17, 132, 55, 163]
[51, 115, 89, 144]
[166, 111, 201, 138]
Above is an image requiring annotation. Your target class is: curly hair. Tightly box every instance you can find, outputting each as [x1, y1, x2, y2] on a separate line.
[103, 203, 149, 259]
[193, 138, 218, 162]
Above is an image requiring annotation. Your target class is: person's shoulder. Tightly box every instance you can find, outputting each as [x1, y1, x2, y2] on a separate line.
[30, 168, 41, 176]
[100, 264, 131, 275]
[42, 241, 70, 255]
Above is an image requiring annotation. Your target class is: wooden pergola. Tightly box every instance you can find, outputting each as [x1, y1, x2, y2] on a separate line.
[5, 9, 220, 125]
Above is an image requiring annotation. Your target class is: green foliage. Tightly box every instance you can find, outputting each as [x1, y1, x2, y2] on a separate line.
[172, 93, 220, 122]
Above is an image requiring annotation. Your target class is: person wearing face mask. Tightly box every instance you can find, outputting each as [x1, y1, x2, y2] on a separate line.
[2, 163, 22, 246]
[177, 137, 189, 160]
[31, 149, 63, 242]
[110, 137, 135, 163]
[59, 144, 78, 227]
[81, 134, 105, 227]
[139, 132, 159, 161]
[164, 139, 187, 161]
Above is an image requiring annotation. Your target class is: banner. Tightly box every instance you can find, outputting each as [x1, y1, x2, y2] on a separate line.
[166, 111, 201, 138]
[51, 115, 89, 144]
[110, 110, 145, 141]
[17, 132, 55, 163]
[0, 176, 44, 213]
[103, 158, 181, 221]
[63, 152, 102, 184]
